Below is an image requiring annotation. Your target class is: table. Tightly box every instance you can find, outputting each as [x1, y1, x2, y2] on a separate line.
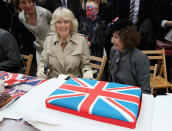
[10, 78, 154, 131]
[0, 119, 39, 131]
[0, 71, 46, 131]
[1, 72, 171, 131]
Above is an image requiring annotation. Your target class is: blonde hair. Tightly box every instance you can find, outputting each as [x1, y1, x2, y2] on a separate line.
[51, 7, 78, 33]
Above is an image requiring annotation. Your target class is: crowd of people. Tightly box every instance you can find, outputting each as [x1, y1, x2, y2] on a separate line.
[0, 0, 172, 94]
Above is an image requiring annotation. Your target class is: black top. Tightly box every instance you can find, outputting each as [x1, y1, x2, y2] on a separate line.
[0, 28, 22, 73]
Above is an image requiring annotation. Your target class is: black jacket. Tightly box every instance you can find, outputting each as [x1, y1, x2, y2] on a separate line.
[0, 28, 22, 73]
[39, 0, 84, 22]
[151, 0, 172, 41]
[112, 0, 156, 50]
[0, 1, 11, 31]
[112, 0, 153, 27]
[11, 13, 36, 55]
[79, 17, 108, 57]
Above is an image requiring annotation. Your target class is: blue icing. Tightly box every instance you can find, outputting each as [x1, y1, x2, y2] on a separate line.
[65, 78, 81, 86]
[118, 89, 141, 97]
[65, 78, 98, 87]
[115, 99, 139, 117]
[92, 98, 129, 122]
[106, 82, 131, 89]
[80, 78, 98, 86]
[50, 89, 74, 96]
[50, 95, 85, 111]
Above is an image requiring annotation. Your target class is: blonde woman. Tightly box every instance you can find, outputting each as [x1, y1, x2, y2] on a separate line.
[37, 7, 96, 79]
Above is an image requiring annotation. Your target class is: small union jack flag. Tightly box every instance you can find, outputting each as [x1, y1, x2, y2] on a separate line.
[24, 76, 47, 86]
[0, 71, 47, 105]
[0, 71, 47, 87]
[4, 73, 27, 86]
[0, 71, 8, 79]
[46, 78, 142, 129]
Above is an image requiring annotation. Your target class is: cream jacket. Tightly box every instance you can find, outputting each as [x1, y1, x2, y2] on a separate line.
[37, 32, 92, 78]
[19, 6, 52, 45]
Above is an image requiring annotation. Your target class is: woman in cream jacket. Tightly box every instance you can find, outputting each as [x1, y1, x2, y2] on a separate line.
[37, 7, 96, 79]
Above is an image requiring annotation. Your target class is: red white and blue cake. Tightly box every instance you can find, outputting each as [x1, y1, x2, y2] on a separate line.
[45, 77, 142, 129]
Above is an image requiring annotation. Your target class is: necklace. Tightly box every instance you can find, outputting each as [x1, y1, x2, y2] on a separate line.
[26, 13, 37, 26]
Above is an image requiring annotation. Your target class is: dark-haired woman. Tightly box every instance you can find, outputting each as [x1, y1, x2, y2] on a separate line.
[109, 18, 150, 93]
[14, 0, 52, 65]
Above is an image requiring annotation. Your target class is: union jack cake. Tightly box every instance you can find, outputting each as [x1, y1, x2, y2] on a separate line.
[45, 78, 142, 129]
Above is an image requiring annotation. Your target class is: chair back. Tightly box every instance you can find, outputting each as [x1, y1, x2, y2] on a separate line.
[142, 49, 167, 80]
[142, 49, 172, 95]
[90, 56, 107, 80]
[21, 54, 33, 75]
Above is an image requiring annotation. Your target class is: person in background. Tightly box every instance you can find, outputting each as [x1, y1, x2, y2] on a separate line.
[39, 0, 84, 23]
[0, 28, 22, 73]
[79, 1, 107, 58]
[13, 0, 52, 65]
[151, 0, 172, 83]
[37, 7, 96, 79]
[81, 0, 113, 24]
[11, 12, 36, 76]
[109, 18, 150, 93]
[0, 0, 11, 31]
[111, 0, 155, 51]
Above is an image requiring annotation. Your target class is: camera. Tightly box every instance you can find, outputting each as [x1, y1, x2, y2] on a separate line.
[33, 41, 43, 52]
[44, 61, 52, 75]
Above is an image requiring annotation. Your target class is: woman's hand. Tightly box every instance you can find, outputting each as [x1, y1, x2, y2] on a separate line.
[88, 41, 92, 47]
[37, 71, 48, 79]
[83, 70, 97, 79]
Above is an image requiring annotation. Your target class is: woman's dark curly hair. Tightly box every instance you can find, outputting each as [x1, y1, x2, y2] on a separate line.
[14, 0, 34, 12]
[115, 25, 141, 49]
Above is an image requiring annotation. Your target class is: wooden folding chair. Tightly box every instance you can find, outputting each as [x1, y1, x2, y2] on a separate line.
[142, 49, 172, 95]
[90, 56, 107, 81]
[21, 54, 33, 75]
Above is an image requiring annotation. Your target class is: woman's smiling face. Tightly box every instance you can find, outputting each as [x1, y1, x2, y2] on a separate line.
[111, 31, 124, 52]
[55, 18, 71, 40]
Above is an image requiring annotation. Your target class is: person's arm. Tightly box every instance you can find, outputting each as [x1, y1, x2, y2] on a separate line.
[10, 13, 22, 48]
[161, 20, 172, 28]
[0, 31, 21, 71]
[151, 0, 169, 29]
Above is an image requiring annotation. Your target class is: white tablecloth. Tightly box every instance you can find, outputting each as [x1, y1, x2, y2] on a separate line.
[9, 78, 154, 131]
[151, 94, 172, 131]
[0, 84, 35, 121]
[0, 119, 39, 131]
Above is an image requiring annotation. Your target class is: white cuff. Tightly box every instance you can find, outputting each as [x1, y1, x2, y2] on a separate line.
[83, 70, 97, 79]
[161, 20, 167, 28]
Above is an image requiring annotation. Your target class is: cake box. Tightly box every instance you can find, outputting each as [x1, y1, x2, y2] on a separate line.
[46, 77, 142, 129]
